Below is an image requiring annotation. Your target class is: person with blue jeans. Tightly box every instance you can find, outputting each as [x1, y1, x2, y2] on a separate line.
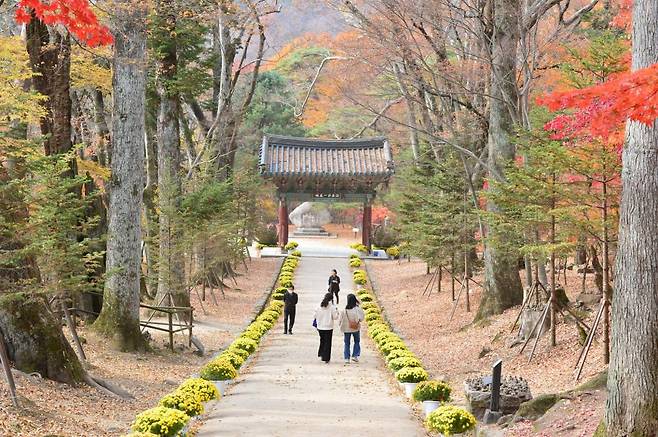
[339, 293, 365, 364]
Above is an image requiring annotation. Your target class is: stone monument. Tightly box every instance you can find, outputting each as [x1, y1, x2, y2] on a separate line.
[464, 373, 532, 419]
[289, 202, 332, 237]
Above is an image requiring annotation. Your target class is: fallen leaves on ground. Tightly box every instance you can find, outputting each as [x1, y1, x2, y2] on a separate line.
[0, 258, 278, 436]
[367, 259, 606, 437]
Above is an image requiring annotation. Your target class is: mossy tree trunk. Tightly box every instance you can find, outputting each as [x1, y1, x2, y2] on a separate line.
[0, 294, 84, 384]
[476, 0, 524, 320]
[94, 1, 148, 351]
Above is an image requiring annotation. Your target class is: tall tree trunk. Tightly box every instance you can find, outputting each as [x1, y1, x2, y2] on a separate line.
[26, 20, 72, 157]
[476, 0, 523, 320]
[94, 1, 148, 351]
[153, 0, 188, 310]
[605, 0, 658, 433]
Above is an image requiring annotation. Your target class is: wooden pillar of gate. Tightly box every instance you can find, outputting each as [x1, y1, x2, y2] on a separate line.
[362, 201, 372, 252]
[278, 198, 289, 248]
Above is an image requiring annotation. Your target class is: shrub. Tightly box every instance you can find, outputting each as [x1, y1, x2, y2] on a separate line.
[250, 321, 270, 334]
[232, 337, 258, 354]
[386, 349, 416, 362]
[364, 306, 381, 316]
[159, 389, 204, 417]
[355, 244, 368, 253]
[396, 366, 429, 383]
[281, 266, 295, 273]
[365, 312, 381, 323]
[365, 312, 381, 322]
[241, 329, 263, 342]
[357, 291, 371, 301]
[219, 351, 245, 370]
[425, 405, 476, 435]
[368, 325, 388, 338]
[349, 243, 362, 249]
[200, 358, 237, 381]
[227, 346, 250, 360]
[177, 378, 220, 402]
[284, 241, 299, 250]
[291, 249, 302, 257]
[388, 356, 423, 372]
[412, 380, 451, 402]
[358, 292, 373, 302]
[374, 331, 399, 345]
[353, 269, 366, 276]
[386, 246, 401, 258]
[272, 291, 285, 301]
[132, 406, 189, 437]
[257, 319, 273, 330]
[349, 253, 360, 259]
[259, 310, 279, 322]
[255, 243, 265, 250]
[268, 300, 284, 313]
[380, 341, 407, 355]
[280, 279, 293, 288]
[360, 301, 378, 310]
[349, 258, 363, 267]
[278, 273, 293, 281]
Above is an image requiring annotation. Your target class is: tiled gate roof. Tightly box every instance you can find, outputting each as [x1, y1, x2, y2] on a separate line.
[259, 135, 394, 178]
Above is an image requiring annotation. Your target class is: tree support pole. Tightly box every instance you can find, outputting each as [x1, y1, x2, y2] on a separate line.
[0, 332, 18, 407]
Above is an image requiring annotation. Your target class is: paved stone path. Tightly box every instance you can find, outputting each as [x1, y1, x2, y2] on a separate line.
[198, 256, 425, 437]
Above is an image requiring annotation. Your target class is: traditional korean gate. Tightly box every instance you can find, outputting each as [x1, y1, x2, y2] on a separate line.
[259, 135, 394, 250]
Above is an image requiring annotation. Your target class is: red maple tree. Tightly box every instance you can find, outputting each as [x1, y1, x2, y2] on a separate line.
[538, 64, 658, 139]
[538, 0, 657, 140]
[15, 0, 113, 47]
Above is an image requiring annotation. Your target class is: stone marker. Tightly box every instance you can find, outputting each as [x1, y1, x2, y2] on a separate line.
[483, 359, 503, 423]
[464, 369, 532, 419]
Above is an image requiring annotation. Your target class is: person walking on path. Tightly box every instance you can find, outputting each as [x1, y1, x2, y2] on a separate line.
[339, 293, 365, 364]
[283, 285, 298, 335]
[328, 269, 341, 304]
[313, 292, 339, 363]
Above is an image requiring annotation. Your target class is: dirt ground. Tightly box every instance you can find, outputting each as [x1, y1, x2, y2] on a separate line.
[0, 258, 279, 437]
[366, 258, 606, 436]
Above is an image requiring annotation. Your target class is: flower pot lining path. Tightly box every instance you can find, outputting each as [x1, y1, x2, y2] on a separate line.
[197, 256, 425, 437]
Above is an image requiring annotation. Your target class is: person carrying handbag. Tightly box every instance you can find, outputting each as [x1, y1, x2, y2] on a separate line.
[339, 293, 365, 364]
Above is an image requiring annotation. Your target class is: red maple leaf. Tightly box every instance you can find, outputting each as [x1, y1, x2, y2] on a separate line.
[16, 0, 113, 47]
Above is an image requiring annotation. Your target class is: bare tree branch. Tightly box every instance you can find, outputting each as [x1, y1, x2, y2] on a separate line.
[294, 55, 351, 117]
[350, 97, 403, 139]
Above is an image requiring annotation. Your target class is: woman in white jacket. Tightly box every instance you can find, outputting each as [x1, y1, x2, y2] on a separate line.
[313, 292, 339, 363]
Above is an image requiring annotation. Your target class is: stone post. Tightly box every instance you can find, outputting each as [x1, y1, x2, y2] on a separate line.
[484, 359, 503, 424]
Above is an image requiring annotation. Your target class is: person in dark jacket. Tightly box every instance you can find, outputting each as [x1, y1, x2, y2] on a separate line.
[328, 269, 341, 304]
[283, 284, 298, 334]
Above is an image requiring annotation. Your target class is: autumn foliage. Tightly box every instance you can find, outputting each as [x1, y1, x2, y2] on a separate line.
[15, 0, 113, 47]
[539, 0, 658, 140]
[539, 64, 658, 139]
